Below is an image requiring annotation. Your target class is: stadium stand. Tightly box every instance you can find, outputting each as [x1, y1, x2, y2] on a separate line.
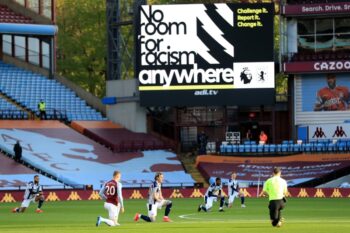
[0, 152, 62, 190]
[0, 4, 33, 24]
[0, 60, 105, 121]
[0, 96, 28, 119]
[71, 121, 175, 152]
[0, 120, 195, 189]
[219, 139, 350, 155]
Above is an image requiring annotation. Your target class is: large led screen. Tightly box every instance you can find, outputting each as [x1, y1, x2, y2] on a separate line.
[136, 3, 275, 106]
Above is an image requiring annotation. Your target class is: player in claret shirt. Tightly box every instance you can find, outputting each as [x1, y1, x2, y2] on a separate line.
[96, 170, 124, 227]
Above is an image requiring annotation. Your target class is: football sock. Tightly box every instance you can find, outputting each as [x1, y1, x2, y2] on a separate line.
[165, 202, 172, 216]
[100, 217, 116, 226]
[38, 199, 44, 209]
[201, 205, 207, 212]
[140, 214, 152, 222]
[220, 197, 225, 208]
[241, 197, 245, 204]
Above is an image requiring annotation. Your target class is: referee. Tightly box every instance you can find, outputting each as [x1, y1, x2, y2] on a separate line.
[262, 167, 288, 227]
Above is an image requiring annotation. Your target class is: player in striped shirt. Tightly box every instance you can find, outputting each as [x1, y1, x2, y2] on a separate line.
[12, 175, 45, 213]
[134, 172, 173, 222]
[226, 172, 246, 208]
[96, 170, 124, 227]
[198, 177, 225, 212]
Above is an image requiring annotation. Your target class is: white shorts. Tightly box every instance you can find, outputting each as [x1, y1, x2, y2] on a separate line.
[228, 192, 239, 204]
[21, 197, 36, 208]
[104, 202, 121, 221]
[204, 196, 217, 209]
[147, 200, 170, 217]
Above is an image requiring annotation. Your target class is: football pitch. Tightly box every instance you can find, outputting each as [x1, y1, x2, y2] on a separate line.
[1, 198, 350, 233]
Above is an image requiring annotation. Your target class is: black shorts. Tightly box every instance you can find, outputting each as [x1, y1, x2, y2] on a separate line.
[268, 199, 285, 220]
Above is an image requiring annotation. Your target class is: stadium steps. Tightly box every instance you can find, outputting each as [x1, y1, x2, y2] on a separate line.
[0, 92, 36, 119]
[180, 154, 208, 187]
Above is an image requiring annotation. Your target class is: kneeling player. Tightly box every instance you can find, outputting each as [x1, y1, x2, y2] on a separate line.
[226, 172, 246, 208]
[96, 170, 124, 227]
[198, 177, 225, 212]
[134, 172, 173, 222]
[13, 175, 45, 213]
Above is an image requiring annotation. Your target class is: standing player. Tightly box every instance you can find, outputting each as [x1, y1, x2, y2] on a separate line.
[96, 170, 124, 227]
[262, 167, 288, 227]
[198, 177, 225, 212]
[12, 175, 45, 213]
[134, 172, 173, 222]
[226, 172, 246, 208]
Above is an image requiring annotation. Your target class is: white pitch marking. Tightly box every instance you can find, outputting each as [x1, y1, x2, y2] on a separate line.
[178, 213, 350, 224]
[179, 213, 227, 221]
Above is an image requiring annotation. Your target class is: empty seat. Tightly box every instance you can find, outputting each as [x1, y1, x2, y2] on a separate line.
[0, 61, 105, 121]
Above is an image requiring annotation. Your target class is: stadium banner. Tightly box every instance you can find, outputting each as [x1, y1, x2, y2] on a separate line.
[0, 175, 63, 190]
[196, 154, 350, 186]
[283, 61, 350, 73]
[0, 122, 195, 189]
[308, 124, 350, 140]
[301, 73, 350, 112]
[136, 3, 275, 106]
[282, 2, 350, 16]
[1, 187, 350, 202]
[294, 73, 350, 125]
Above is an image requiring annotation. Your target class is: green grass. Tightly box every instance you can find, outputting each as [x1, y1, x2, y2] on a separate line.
[1, 198, 350, 233]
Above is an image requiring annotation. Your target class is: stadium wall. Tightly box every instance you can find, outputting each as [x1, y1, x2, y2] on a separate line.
[1, 187, 349, 203]
[106, 79, 147, 133]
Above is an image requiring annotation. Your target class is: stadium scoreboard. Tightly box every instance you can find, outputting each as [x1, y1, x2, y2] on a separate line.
[136, 3, 275, 106]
